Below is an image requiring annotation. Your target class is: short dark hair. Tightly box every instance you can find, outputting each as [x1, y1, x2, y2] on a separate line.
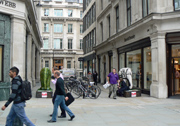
[113, 68, 116, 70]
[55, 71, 60, 76]
[10, 67, 19, 75]
[53, 67, 58, 71]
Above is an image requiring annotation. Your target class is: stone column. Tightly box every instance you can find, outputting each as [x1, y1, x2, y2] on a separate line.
[63, 57, 67, 69]
[113, 48, 118, 71]
[27, 34, 32, 85]
[150, 33, 168, 98]
[11, 17, 26, 80]
[32, 43, 36, 87]
[100, 55, 104, 84]
[36, 49, 40, 82]
[106, 54, 109, 75]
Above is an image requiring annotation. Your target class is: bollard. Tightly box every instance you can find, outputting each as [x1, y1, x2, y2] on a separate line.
[12, 116, 23, 126]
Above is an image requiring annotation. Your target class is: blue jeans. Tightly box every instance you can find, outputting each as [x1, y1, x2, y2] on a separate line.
[52, 95, 74, 121]
[6, 102, 35, 126]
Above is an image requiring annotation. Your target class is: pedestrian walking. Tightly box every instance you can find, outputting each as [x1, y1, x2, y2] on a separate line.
[93, 71, 98, 85]
[50, 67, 66, 118]
[1, 67, 35, 126]
[48, 71, 75, 123]
[107, 68, 119, 99]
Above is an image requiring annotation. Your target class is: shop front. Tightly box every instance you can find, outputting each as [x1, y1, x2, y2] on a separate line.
[118, 38, 152, 94]
[166, 32, 180, 97]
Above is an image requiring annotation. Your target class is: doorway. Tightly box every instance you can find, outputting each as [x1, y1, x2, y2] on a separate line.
[53, 59, 63, 70]
[167, 44, 180, 97]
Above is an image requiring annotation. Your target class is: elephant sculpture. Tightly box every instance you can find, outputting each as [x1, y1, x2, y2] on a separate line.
[119, 68, 133, 89]
[39, 68, 52, 91]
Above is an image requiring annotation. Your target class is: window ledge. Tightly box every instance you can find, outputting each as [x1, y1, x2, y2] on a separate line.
[43, 32, 50, 33]
[67, 32, 74, 34]
[54, 32, 63, 34]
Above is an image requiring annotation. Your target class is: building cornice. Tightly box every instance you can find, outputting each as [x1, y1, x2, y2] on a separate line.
[95, 12, 180, 50]
[41, 16, 83, 22]
[41, 4, 83, 9]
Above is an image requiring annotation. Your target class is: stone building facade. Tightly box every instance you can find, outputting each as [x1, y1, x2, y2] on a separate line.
[40, 0, 83, 77]
[83, 0, 180, 98]
[0, 0, 42, 101]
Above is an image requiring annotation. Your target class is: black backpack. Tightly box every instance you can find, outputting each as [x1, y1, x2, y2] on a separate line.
[21, 81, 32, 101]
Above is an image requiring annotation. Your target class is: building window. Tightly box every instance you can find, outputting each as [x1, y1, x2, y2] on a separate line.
[45, 61, 49, 68]
[142, 0, 149, 17]
[100, 22, 103, 42]
[174, 0, 180, 11]
[67, 61, 71, 68]
[0, 46, 3, 81]
[43, 38, 49, 49]
[68, 24, 73, 33]
[108, 16, 111, 37]
[44, 23, 49, 32]
[80, 11, 83, 18]
[44, 9, 49, 16]
[79, 61, 83, 69]
[79, 0, 83, 3]
[127, 0, 131, 26]
[54, 9, 63, 17]
[54, 24, 63, 33]
[54, 39, 63, 49]
[68, 10, 73, 17]
[101, 0, 103, 10]
[68, 39, 73, 49]
[80, 39, 83, 49]
[80, 25, 83, 34]
[116, 6, 119, 33]
[144, 47, 152, 89]
[126, 49, 141, 88]
[92, 30, 94, 46]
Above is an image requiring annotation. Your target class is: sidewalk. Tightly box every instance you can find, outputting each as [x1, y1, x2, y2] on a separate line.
[0, 83, 180, 126]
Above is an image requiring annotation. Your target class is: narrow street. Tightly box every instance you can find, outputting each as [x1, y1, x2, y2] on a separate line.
[0, 83, 180, 126]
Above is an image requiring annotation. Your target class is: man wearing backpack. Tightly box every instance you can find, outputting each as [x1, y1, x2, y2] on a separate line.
[1, 67, 35, 126]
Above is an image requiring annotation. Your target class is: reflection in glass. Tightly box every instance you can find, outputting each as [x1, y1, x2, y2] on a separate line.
[126, 49, 141, 88]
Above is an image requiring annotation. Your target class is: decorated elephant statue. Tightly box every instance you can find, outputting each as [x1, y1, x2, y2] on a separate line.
[39, 68, 52, 90]
[119, 68, 133, 89]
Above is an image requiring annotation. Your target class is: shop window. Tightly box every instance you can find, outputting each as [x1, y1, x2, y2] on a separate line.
[174, 0, 180, 11]
[126, 49, 141, 88]
[119, 53, 125, 69]
[0, 46, 3, 81]
[172, 45, 180, 57]
[144, 47, 152, 89]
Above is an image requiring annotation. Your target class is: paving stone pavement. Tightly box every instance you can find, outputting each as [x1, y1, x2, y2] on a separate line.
[0, 83, 180, 126]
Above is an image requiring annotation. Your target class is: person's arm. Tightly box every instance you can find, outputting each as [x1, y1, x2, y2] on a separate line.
[4, 80, 21, 108]
[107, 74, 110, 83]
[51, 78, 57, 85]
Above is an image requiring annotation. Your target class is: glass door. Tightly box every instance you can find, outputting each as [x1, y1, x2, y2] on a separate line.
[172, 58, 180, 95]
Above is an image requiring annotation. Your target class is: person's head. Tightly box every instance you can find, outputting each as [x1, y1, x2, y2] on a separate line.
[113, 68, 116, 73]
[120, 78, 123, 81]
[54, 71, 60, 78]
[53, 67, 58, 74]
[9, 67, 19, 78]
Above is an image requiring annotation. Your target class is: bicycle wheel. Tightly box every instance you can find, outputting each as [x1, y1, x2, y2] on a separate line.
[88, 86, 100, 99]
[70, 85, 82, 99]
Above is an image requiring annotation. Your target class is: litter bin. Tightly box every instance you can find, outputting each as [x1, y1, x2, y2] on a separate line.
[13, 117, 23, 126]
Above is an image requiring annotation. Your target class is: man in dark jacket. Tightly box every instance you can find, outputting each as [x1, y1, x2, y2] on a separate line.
[48, 71, 75, 123]
[1, 67, 35, 126]
[117, 77, 129, 96]
[93, 71, 98, 85]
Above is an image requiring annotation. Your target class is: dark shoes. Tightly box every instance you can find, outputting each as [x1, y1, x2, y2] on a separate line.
[113, 97, 117, 99]
[58, 115, 66, 118]
[68, 115, 75, 121]
[108, 94, 111, 98]
[47, 120, 56, 123]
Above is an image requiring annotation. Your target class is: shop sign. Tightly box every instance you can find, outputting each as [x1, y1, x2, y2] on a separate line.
[124, 35, 135, 42]
[42, 92, 47, 98]
[0, 0, 16, 8]
[131, 92, 136, 97]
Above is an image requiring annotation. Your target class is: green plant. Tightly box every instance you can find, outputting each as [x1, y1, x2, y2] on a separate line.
[39, 68, 52, 90]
